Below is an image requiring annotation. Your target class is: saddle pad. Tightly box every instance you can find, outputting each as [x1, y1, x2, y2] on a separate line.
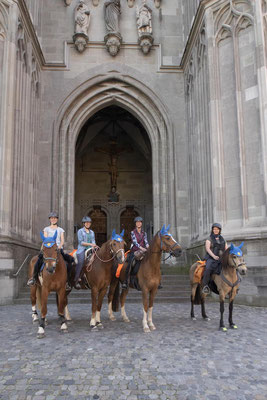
[193, 260, 206, 284]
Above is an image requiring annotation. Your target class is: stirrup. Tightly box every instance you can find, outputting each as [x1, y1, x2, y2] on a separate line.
[202, 285, 210, 294]
[27, 278, 36, 287]
[121, 281, 128, 290]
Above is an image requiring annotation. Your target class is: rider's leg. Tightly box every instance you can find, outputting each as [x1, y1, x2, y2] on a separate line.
[27, 254, 43, 286]
[122, 252, 134, 290]
[61, 250, 74, 290]
[202, 258, 214, 294]
[74, 251, 85, 289]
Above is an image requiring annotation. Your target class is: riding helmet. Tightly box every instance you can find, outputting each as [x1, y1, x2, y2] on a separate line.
[212, 222, 222, 230]
[48, 212, 59, 219]
[134, 216, 143, 223]
[82, 216, 92, 223]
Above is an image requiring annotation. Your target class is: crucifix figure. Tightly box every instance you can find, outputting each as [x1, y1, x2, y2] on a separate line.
[95, 138, 132, 191]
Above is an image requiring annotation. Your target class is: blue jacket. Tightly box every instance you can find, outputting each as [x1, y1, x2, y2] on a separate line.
[77, 228, 96, 255]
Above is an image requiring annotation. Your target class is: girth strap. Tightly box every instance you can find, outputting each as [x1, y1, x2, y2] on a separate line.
[220, 270, 241, 288]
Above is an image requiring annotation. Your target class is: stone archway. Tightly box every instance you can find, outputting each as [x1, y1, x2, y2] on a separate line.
[53, 70, 176, 247]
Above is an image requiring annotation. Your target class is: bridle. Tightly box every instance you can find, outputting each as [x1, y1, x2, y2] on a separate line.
[151, 233, 182, 260]
[41, 245, 60, 271]
[220, 254, 246, 289]
[91, 242, 125, 263]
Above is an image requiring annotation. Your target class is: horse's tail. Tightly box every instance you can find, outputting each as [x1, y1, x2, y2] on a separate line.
[194, 284, 202, 305]
[112, 280, 120, 312]
[36, 285, 42, 310]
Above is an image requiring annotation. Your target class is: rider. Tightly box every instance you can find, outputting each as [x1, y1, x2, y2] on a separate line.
[121, 216, 149, 290]
[202, 223, 228, 294]
[27, 212, 74, 289]
[74, 216, 98, 290]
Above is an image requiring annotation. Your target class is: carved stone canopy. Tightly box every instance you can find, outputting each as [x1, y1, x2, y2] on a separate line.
[104, 32, 122, 56]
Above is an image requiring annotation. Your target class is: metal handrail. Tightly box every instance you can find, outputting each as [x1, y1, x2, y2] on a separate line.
[12, 254, 31, 277]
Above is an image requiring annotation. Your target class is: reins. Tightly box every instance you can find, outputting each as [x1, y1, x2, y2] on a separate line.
[220, 258, 245, 288]
[90, 245, 124, 263]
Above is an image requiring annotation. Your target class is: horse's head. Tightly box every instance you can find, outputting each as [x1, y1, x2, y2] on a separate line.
[110, 229, 125, 264]
[158, 225, 182, 257]
[40, 231, 59, 274]
[227, 242, 247, 275]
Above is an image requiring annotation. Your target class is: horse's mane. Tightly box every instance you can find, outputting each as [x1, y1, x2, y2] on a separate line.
[220, 247, 231, 269]
[143, 231, 159, 261]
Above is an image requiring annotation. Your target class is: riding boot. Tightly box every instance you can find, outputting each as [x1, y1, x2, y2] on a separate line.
[27, 254, 43, 286]
[122, 254, 134, 290]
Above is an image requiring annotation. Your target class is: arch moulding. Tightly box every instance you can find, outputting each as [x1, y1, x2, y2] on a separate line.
[53, 72, 176, 247]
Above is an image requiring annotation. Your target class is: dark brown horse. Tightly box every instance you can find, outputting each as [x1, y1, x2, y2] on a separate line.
[83, 230, 125, 330]
[190, 243, 247, 331]
[108, 225, 182, 332]
[28, 231, 69, 338]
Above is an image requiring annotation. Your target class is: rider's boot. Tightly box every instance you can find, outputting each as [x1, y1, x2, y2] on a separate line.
[158, 282, 163, 290]
[202, 285, 210, 294]
[27, 254, 43, 286]
[121, 280, 128, 290]
[27, 277, 36, 286]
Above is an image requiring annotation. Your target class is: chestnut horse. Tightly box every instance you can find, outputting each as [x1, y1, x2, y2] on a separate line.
[83, 229, 125, 331]
[108, 225, 182, 332]
[190, 243, 247, 331]
[28, 231, 69, 338]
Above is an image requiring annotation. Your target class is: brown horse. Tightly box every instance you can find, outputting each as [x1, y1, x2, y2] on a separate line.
[108, 225, 182, 332]
[28, 231, 69, 338]
[190, 243, 247, 331]
[83, 230, 125, 330]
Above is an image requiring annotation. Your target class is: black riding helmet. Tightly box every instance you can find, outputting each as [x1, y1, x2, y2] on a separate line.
[212, 223, 222, 230]
[134, 216, 143, 223]
[48, 212, 59, 219]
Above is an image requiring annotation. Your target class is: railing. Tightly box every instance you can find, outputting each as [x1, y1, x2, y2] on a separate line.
[12, 254, 31, 278]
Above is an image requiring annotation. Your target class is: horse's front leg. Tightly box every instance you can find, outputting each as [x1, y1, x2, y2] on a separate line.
[108, 279, 118, 321]
[30, 285, 39, 323]
[219, 291, 227, 332]
[96, 286, 108, 329]
[147, 287, 157, 331]
[90, 287, 98, 330]
[142, 288, 150, 333]
[58, 288, 68, 333]
[120, 287, 130, 322]
[190, 284, 197, 320]
[37, 288, 48, 339]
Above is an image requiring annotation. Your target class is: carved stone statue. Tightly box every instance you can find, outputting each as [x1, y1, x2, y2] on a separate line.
[73, 0, 90, 53]
[104, 0, 121, 33]
[64, 0, 72, 5]
[104, 0, 122, 56]
[108, 186, 120, 203]
[136, 2, 154, 54]
[127, 0, 135, 7]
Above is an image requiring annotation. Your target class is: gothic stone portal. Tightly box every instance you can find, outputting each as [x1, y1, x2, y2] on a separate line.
[75, 106, 153, 245]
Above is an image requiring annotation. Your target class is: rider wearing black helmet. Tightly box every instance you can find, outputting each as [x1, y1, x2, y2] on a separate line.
[202, 223, 228, 294]
[27, 212, 74, 289]
[121, 216, 149, 290]
[74, 216, 97, 289]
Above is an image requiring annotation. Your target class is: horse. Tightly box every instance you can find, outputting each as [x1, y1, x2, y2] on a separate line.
[28, 231, 69, 338]
[83, 229, 125, 331]
[189, 243, 247, 331]
[107, 224, 182, 333]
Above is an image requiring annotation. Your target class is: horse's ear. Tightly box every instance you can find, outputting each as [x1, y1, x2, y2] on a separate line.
[111, 229, 116, 239]
[166, 224, 170, 232]
[40, 231, 46, 242]
[120, 229, 125, 238]
[229, 243, 234, 252]
[239, 242, 244, 249]
[160, 225, 165, 235]
[52, 230, 58, 242]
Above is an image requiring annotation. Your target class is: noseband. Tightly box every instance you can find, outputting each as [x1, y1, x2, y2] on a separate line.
[41, 248, 59, 267]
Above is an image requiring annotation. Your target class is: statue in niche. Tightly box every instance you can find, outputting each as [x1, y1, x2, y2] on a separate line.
[104, 0, 122, 56]
[73, 0, 90, 53]
[64, 0, 72, 5]
[136, 1, 154, 54]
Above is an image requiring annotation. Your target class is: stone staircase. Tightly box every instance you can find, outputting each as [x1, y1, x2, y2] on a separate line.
[13, 274, 191, 305]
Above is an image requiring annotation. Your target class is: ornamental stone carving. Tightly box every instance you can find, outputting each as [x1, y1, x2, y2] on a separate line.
[104, 0, 122, 56]
[73, 0, 90, 53]
[127, 0, 135, 7]
[154, 0, 161, 8]
[64, 0, 72, 5]
[92, 0, 100, 5]
[136, 2, 153, 54]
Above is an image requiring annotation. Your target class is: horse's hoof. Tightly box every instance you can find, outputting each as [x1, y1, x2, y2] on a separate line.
[230, 324, 238, 329]
[32, 317, 39, 324]
[96, 322, 104, 329]
[110, 316, 116, 321]
[191, 316, 197, 321]
[61, 329, 68, 334]
[220, 326, 228, 332]
[91, 325, 98, 332]
[45, 319, 48, 326]
[66, 319, 73, 324]
[37, 333, 45, 339]
[204, 317, 210, 321]
[123, 318, 130, 323]
[149, 325, 156, 331]
[143, 327, 150, 333]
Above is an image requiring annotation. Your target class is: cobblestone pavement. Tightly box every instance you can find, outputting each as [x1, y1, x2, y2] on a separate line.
[0, 301, 267, 400]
